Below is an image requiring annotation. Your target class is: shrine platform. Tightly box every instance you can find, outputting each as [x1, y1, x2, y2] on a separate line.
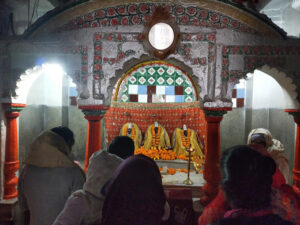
[156, 159, 204, 198]
[156, 160, 204, 225]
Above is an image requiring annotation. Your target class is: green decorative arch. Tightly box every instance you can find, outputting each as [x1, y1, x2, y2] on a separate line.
[113, 61, 199, 103]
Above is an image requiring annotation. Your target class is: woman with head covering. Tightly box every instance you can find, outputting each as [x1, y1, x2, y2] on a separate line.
[101, 154, 168, 225]
[18, 126, 85, 225]
[212, 145, 293, 225]
[247, 128, 290, 184]
[53, 135, 135, 225]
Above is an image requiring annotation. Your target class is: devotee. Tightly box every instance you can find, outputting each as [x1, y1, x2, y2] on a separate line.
[119, 122, 142, 150]
[107, 135, 135, 159]
[18, 126, 85, 225]
[247, 128, 290, 183]
[100, 154, 169, 225]
[212, 145, 294, 225]
[172, 124, 204, 158]
[144, 121, 171, 150]
[53, 136, 134, 225]
[198, 144, 299, 225]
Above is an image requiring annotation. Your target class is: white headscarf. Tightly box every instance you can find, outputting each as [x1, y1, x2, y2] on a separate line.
[83, 150, 122, 198]
[247, 128, 289, 183]
[247, 128, 273, 148]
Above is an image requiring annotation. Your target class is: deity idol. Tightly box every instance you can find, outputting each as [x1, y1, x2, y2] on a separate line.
[143, 121, 171, 150]
[119, 122, 142, 150]
[172, 124, 204, 158]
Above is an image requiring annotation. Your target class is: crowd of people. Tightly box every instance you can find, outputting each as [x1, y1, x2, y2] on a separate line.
[17, 126, 299, 225]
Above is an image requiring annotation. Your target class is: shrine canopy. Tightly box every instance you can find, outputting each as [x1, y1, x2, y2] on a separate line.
[105, 61, 206, 147]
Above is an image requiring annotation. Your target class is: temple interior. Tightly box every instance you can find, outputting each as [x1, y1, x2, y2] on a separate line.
[0, 0, 300, 224]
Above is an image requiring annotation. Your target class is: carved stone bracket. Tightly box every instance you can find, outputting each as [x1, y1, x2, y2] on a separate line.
[203, 107, 231, 117]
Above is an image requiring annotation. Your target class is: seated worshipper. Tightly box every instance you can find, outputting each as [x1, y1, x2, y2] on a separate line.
[247, 128, 290, 183]
[172, 124, 204, 158]
[100, 154, 170, 225]
[119, 122, 142, 150]
[53, 136, 135, 225]
[144, 121, 171, 150]
[198, 144, 299, 225]
[211, 145, 294, 225]
[18, 126, 85, 225]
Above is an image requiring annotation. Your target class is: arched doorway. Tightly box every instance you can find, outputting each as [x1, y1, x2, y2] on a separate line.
[221, 66, 298, 184]
[17, 63, 87, 164]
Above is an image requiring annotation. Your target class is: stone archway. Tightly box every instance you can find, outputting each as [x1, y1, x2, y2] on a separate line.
[258, 65, 299, 109]
[247, 66, 298, 184]
[222, 64, 299, 185]
[0, 63, 86, 200]
[17, 64, 81, 159]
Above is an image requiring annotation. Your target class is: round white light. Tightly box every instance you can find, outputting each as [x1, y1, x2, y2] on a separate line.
[148, 22, 174, 50]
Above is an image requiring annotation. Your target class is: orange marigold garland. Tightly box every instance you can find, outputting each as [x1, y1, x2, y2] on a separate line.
[135, 146, 160, 160]
[167, 168, 177, 175]
[134, 147, 176, 160]
[180, 129, 191, 149]
[177, 154, 188, 160]
[151, 125, 161, 148]
[122, 124, 135, 141]
[135, 148, 196, 162]
[134, 140, 204, 173]
[166, 168, 191, 175]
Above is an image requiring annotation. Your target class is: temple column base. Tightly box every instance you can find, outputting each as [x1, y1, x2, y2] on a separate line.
[0, 199, 17, 225]
[200, 107, 230, 206]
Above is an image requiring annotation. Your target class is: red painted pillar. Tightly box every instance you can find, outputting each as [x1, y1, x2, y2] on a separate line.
[2, 103, 25, 199]
[79, 105, 109, 171]
[201, 107, 230, 205]
[285, 109, 300, 195]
